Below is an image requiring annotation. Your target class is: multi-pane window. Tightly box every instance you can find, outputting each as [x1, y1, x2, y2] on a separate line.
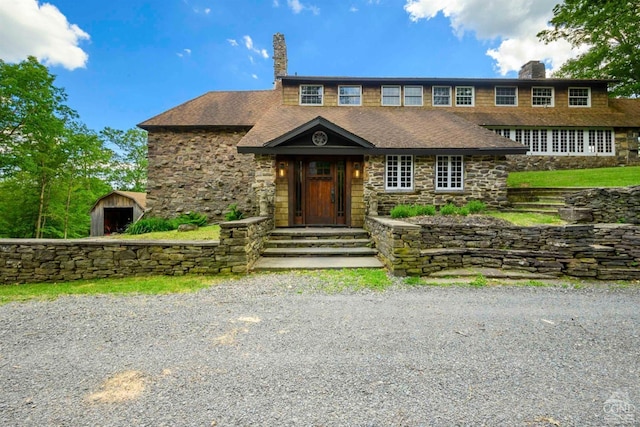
[491, 128, 613, 156]
[495, 86, 517, 106]
[432, 86, 451, 106]
[436, 156, 463, 190]
[381, 86, 401, 106]
[385, 155, 413, 190]
[532, 87, 554, 107]
[569, 87, 590, 107]
[300, 85, 323, 105]
[404, 86, 423, 106]
[338, 86, 362, 106]
[455, 87, 474, 106]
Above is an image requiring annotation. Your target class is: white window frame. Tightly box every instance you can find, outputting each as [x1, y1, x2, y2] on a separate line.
[404, 85, 423, 106]
[495, 86, 518, 106]
[568, 87, 591, 107]
[532, 87, 554, 107]
[490, 128, 614, 156]
[455, 86, 474, 107]
[381, 85, 401, 106]
[338, 85, 362, 106]
[436, 155, 464, 191]
[385, 155, 414, 191]
[300, 84, 323, 106]
[432, 86, 452, 107]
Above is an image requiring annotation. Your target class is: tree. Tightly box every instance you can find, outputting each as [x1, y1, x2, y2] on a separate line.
[538, 0, 640, 97]
[100, 127, 148, 192]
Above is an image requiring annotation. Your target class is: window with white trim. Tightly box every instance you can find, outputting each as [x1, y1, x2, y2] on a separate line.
[385, 155, 413, 190]
[495, 86, 517, 106]
[455, 86, 474, 106]
[436, 156, 463, 190]
[404, 86, 423, 106]
[491, 128, 613, 156]
[532, 87, 554, 107]
[381, 86, 401, 106]
[432, 86, 451, 106]
[569, 87, 591, 107]
[300, 85, 323, 105]
[338, 85, 362, 106]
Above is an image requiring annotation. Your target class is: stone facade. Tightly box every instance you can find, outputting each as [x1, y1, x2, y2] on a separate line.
[146, 128, 257, 220]
[564, 186, 640, 224]
[366, 217, 640, 280]
[1, 217, 274, 284]
[365, 155, 510, 216]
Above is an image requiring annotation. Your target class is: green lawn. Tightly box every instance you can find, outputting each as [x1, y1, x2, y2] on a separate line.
[114, 224, 220, 240]
[508, 166, 640, 188]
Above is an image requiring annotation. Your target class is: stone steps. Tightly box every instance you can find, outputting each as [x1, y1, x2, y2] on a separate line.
[253, 227, 384, 271]
[506, 187, 590, 215]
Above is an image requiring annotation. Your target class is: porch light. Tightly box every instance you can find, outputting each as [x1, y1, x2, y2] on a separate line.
[353, 162, 361, 179]
[278, 162, 287, 178]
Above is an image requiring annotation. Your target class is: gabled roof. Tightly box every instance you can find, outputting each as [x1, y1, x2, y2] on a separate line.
[237, 105, 528, 155]
[137, 90, 280, 129]
[90, 191, 147, 212]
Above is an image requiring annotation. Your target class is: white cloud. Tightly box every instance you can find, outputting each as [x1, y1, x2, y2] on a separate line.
[273, 0, 279, 6]
[403, 0, 579, 75]
[287, 0, 319, 15]
[0, 0, 89, 70]
[177, 48, 192, 58]
[350, 6, 358, 13]
[204, 8, 211, 14]
[227, 38, 239, 47]
[252, 74, 258, 80]
[242, 35, 269, 59]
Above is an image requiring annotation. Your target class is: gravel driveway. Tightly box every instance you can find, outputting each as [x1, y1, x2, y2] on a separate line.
[1, 273, 638, 426]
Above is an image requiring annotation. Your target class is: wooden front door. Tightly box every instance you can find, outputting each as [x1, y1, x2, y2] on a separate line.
[290, 157, 347, 226]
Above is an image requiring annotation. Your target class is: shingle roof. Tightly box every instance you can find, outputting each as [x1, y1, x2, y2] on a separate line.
[453, 102, 640, 128]
[137, 90, 280, 128]
[237, 105, 527, 152]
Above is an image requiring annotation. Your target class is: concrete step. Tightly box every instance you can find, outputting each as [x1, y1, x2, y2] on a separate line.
[262, 247, 378, 257]
[502, 208, 561, 215]
[253, 256, 385, 271]
[269, 227, 369, 240]
[266, 238, 372, 248]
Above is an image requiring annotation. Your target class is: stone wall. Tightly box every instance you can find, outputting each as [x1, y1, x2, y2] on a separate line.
[364, 155, 510, 216]
[146, 127, 257, 221]
[366, 217, 640, 280]
[1, 217, 273, 285]
[564, 186, 640, 224]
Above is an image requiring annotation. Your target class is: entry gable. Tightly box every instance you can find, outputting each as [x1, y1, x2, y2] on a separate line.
[264, 116, 374, 150]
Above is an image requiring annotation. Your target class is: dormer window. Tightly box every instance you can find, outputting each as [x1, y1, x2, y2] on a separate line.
[532, 87, 554, 107]
[569, 87, 591, 107]
[404, 86, 423, 106]
[381, 86, 401, 106]
[455, 86, 474, 106]
[300, 85, 323, 105]
[495, 86, 517, 106]
[338, 86, 362, 106]
[433, 86, 451, 106]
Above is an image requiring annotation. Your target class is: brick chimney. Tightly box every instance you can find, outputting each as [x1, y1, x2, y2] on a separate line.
[518, 60, 546, 79]
[273, 33, 287, 82]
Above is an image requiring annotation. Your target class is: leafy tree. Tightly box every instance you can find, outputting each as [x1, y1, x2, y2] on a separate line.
[100, 127, 148, 192]
[538, 0, 640, 97]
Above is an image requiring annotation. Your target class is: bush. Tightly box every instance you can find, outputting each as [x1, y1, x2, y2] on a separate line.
[414, 204, 436, 216]
[439, 203, 458, 216]
[390, 204, 412, 218]
[465, 200, 487, 214]
[125, 217, 176, 235]
[458, 206, 470, 216]
[224, 204, 244, 221]
[175, 212, 208, 227]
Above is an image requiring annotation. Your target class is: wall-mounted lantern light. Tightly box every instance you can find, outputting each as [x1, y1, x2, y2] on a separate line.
[353, 162, 361, 179]
[278, 162, 287, 178]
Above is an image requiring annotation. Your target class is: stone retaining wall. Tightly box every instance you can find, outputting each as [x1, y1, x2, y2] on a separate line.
[366, 217, 640, 280]
[1, 217, 273, 285]
[564, 186, 640, 224]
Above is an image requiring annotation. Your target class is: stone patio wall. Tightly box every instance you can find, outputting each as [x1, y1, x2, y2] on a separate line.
[563, 186, 640, 224]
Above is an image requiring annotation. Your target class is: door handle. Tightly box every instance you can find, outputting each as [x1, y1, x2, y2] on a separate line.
[331, 187, 335, 203]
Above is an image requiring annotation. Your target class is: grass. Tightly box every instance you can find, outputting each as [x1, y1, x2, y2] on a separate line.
[508, 166, 640, 188]
[113, 224, 220, 240]
[0, 275, 231, 305]
[486, 211, 566, 226]
[312, 268, 393, 292]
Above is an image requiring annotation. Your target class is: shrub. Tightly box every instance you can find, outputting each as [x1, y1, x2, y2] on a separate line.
[465, 200, 487, 214]
[175, 212, 208, 227]
[390, 204, 412, 218]
[458, 206, 470, 216]
[224, 204, 244, 221]
[439, 203, 458, 216]
[414, 204, 436, 216]
[125, 217, 176, 235]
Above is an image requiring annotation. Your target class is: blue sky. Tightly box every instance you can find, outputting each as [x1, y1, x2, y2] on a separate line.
[0, 0, 577, 133]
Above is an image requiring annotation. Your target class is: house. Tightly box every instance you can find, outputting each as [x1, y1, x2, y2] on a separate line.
[90, 191, 146, 236]
[138, 33, 640, 228]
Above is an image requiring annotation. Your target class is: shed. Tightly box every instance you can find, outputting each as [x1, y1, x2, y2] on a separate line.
[90, 191, 147, 236]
